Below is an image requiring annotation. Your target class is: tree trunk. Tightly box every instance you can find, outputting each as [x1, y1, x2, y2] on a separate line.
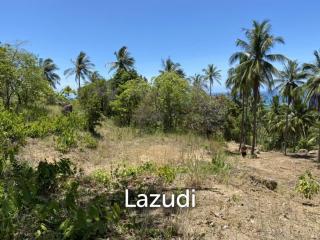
[244, 96, 249, 145]
[284, 100, 290, 155]
[239, 92, 245, 151]
[318, 104, 320, 162]
[251, 85, 259, 156]
[209, 80, 212, 96]
[318, 129, 320, 162]
[78, 76, 81, 92]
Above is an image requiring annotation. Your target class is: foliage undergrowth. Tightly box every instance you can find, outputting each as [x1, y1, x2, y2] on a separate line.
[296, 170, 320, 199]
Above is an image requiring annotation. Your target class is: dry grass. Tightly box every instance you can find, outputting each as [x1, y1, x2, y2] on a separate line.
[18, 123, 320, 239]
[18, 120, 220, 174]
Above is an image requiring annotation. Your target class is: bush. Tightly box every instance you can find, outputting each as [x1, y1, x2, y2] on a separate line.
[91, 170, 110, 185]
[82, 133, 98, 149]
[296, 171, 320, 199]
[157, 165, 176, 184]
[210, 152, 231, 175]
[297, 138, 313, 151]
[55, 130, 77, 153]
[37, 159, 75, 195]
[25, 117, 55, 138]
[0, 110, 25, 166]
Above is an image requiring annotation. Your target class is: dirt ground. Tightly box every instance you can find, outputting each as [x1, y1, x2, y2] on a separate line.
[18, 128, 320, 239]
[175, 142, 320, 239]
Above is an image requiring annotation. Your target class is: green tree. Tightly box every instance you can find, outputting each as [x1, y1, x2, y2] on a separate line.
[109, 68, 139, 92]
[154, 72, 190, 131]
[202, 64, 221, 96]
[0, 45, 16, 109]
[78, 80, 108, 133]
[160, 58, 185, 77]
[0, 44, 50, 109]
[230, 20, 286, 155]
[185, 89, 229, 137]
[111, 78, 150, 125]
[303, 50, 320, 162]
[39, 58, 60, 89]
[275, 59, 306, 155]
[64, 51, 94, 91]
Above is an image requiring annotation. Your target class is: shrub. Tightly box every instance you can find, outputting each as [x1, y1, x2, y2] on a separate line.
[210, 152, 231, 176]
[157, 165, 176, 184]
[297, 138, 313, 151]
[25, 117, 55, 138]
[82, 133, 98, 149]
[0, 110, 25, 166]
[37, 159, 75, 195]
[55, 130, 77, 153]
[296, 171, 320, 199]
[91, 170, 110, 185]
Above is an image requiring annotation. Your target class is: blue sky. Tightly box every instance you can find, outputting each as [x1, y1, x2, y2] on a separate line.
[1, 0, 319, 92]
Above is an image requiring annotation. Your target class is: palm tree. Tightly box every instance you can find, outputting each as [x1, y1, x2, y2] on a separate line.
[39, 58, 60, 89]
[64, 51, 94, 91]
[230, 20, 286, 155]
[90, 71, 103, 82]
[160, 57, 185, 77]
[202, 64, 221, 96]
[273, 101, 314, 151]
[61, 85, 76, 99]
[109, 46, 135, 72]
[227, 54, 251, 149]
[189, 74, 205, 89]
[303, 50, 320, 162]
[275, 60, 306, 155]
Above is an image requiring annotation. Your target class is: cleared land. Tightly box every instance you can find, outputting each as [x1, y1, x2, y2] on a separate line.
[19, 123, 320, 239]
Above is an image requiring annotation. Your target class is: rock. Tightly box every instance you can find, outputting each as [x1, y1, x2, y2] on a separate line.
[298, 149, 308, 154]
[249, 175, 278, 191]
[62, 104, 73, 115]
[309, 150, 318, 155]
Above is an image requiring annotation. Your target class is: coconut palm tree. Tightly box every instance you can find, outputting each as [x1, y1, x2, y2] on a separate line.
[64, 51, 94, 91]
[90, 71, 103, 82]
[189, 74, 206, 89]
[273, 101, 314, 151]
[227, 54, 251, 149]
[39, 58, 60, 89]
[303, 50, 320, 162]
[160, 57, 185, 77]
[61, 85, 76, 99]
[202, 64, 221, 96]
[230, 20, 286, 155]
[275, 59, 306, 155]
[109, 46, 135, 73]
